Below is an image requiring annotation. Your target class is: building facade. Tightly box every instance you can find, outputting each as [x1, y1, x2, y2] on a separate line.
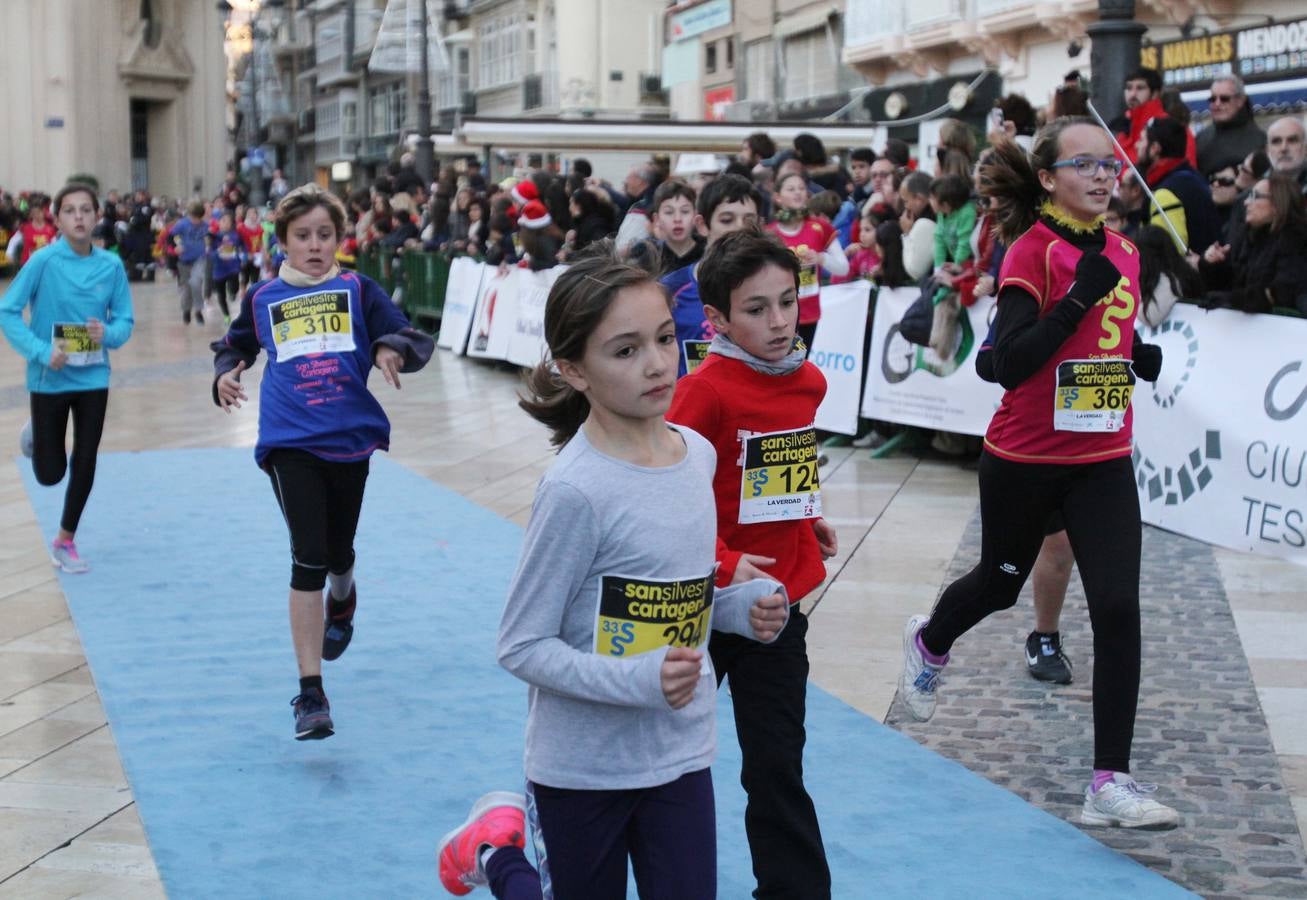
[2, 0, 229, 199]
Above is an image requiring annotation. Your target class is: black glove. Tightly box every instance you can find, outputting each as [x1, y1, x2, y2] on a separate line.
[1066, 251, 1122, 311]
[1133, 342, 1163, 382]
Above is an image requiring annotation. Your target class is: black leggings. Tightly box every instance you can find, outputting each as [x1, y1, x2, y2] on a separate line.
[212, 274, 238, 318]
[31, 389, 109, 534]
[265, 449, 369, 591]
[920, 451, 1142, 772]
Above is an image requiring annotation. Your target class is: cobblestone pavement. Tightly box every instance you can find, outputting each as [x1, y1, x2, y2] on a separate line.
[885, 514, 1307, 899]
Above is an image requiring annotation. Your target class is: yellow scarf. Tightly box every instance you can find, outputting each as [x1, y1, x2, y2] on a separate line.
[1040, 199, 1103, 234]
[279, 261, 341, 287]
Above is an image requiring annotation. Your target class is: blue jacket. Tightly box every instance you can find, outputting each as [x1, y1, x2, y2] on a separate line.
[209, 230, 246, 281]
[212, 270, 433, 465]
[659, 262, 714, 378]
[0, 239, 135, 393]
[172, 218, 209, 263]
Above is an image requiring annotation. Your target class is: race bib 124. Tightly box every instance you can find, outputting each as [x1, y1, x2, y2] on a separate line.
[738, 426, 822, 524]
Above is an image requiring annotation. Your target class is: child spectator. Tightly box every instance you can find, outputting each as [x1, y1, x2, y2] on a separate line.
[651, 180, 704, 273]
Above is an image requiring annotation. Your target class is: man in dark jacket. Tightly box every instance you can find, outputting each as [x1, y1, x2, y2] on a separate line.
[1138, 117, 1221, 255]
[1196, 75, 1267, 176]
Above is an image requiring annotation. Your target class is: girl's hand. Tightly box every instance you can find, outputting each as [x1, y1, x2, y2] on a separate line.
[750, 593, 788, 642]
[85, 317, 105, 342]
[48, 343, 68, 371]
[217, 360, 248, 412]
[661, 646, 703, 709]
[813, 518, 838, 559]
[798, 247, 820, 267]
[374, 345, 403, 390]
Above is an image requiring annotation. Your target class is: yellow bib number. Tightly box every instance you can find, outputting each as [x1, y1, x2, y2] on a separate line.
[1054, 359, 1135, 432]
[594, 572, 715, 658]
[52, 323, 104, 367]
[738, 427, 822, 524]
[268, 290, 356, 361]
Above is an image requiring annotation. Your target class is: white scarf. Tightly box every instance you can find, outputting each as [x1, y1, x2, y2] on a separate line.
[279, 261, 341, 287]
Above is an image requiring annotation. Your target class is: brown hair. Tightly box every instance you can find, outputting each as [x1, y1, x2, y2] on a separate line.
[1263, 172, 1307, 234]
[53, 182, 99, 215]
[274, 184, 347, 244]
[519, 242, 664, 447]
[697, 229, 800, 318]
[652, 179, 697, 213]
[808, 190, 842, 220]
[979, 116, 1096, 245]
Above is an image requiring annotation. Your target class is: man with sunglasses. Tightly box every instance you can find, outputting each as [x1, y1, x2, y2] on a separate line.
[1137, 117, 1222, 255]
[1195, 75, 1266, 178]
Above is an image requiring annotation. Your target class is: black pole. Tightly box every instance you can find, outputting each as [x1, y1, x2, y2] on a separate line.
[248, 35, 266, 207]
[415, 0, 435, 186]
[1087, 0, 1146, 127]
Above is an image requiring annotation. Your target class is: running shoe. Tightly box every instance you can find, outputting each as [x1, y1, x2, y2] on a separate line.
[19, 419, 33, 458]
[1081, 773, 1179, 830]
[1025, 631, 1073, 685]
[437, 791, 527, 896]
[899, 614, 945, 721]
[322, 585, 356, 661]
[290, 687, 334, 740]
[50, 539, 90, 575]
[851, 430, 888, 449]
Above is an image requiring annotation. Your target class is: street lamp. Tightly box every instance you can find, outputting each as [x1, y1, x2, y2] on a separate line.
[219, 0, 285, 207]
[415, 1, 434, 186]
[1086, 0, 1147, 126]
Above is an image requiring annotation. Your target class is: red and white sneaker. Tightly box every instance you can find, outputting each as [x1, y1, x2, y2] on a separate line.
[436, 791, 527, 895]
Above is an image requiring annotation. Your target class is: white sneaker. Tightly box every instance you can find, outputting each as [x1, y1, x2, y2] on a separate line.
[899, 615, 945, 721]
[19, 419, 33, 458]
[50, 539, 91, 575]
[1081, 773, 1180, 830]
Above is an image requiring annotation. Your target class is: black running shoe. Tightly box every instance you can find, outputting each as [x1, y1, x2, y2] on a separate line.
[322, 586, 356, 661]
[291, 687, 334, 740]
[1025, 631, 1073, 684]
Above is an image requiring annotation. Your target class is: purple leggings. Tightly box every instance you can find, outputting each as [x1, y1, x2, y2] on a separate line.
[486, 768, 716, 900]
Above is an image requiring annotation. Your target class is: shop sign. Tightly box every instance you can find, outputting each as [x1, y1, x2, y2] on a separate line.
[1141, 16, 1307, 89]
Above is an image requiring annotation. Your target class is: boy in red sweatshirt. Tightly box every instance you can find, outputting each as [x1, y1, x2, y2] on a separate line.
[667, 228, 835, 899]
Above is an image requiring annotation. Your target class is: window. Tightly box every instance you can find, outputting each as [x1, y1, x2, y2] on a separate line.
[706, 41, 717, 74]
[316, 99, 340, 140]
[726, 38, 734, 69]
[368, 82, 407, 135]
[743, 40, 772, 102]
[478, 12, 524, 89]
[438, 46, 471, 109]
[342, 101, 357, 137]
[781, 28, 836, 101]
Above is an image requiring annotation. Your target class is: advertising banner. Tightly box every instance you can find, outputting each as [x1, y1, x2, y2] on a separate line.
[861, 287, 1004, 436]
[810, 281, 872, 436]
[436, 257, 484, 354]
[1132, 309, 1306, 566]
[466, 266, 520, 361]
[505, 267, 563, 369]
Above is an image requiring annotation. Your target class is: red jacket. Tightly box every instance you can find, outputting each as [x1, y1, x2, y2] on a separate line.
[1118, 97, 1198, 169]
[666, 354, 829, 603]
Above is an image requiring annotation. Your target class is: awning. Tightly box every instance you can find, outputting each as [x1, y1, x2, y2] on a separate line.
[1181, 76, 1307, 117]
[774, 4, 839, 39]
[447, 116, 884, 152]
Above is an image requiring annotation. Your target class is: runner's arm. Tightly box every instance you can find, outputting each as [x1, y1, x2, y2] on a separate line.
[713, 580, 789, 643]
[210, 286, 261, 405]
[0, 255, 54, 364]
[101, 262, 135, 348]
[360, 275, 434, 373]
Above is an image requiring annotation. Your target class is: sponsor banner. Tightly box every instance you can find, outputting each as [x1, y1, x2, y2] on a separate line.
[811, 281, 872, 436]
[861, 287, 1003, 436]
[1139, 15, 1307, 89]
[467, 266, 521, 361]
[1133, 309, 1306, 566]
[505, 267, 557, 369]
[436, 257, 484, 354]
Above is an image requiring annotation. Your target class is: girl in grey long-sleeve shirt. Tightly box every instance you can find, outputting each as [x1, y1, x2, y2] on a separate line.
[436, 248, 788, 900]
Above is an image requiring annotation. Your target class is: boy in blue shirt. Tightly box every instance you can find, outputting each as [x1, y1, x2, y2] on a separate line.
[172, 201, 209, 324]
[659, 174, 762, 377]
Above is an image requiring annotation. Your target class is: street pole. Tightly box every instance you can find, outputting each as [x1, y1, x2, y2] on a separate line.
[1086, 0, 1147, 127]
[248, 34, 266, 207]
[415, 0, 435, 186]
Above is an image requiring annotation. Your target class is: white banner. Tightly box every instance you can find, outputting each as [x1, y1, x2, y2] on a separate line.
[861, 287, 1004, 436]
[467, 267, 521, 361]
[436, 257, 484, 354]
[505, 267, 563, 369]
[810, 281, 872, 435]
[1133, 308, 1306, 566]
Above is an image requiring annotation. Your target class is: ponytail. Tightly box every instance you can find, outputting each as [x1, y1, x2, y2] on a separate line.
[517, 240, 662, 448]
[979, 116, 1100, 246]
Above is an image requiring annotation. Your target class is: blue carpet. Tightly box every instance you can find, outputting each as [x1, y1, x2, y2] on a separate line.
[21, 450, 1192, 899]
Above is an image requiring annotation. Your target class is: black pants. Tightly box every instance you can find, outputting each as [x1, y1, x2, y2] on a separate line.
[212, 274, 238, 318]
[920, 452, 1142, 772]
[265, 449, 369, 591]
[31, 389, 109, 534]
[711, 611, 830, 900]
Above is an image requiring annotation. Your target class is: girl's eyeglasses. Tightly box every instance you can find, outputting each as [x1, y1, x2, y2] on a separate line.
[1049, 157, 1124, 178]
[1249, 190, 1271, 201]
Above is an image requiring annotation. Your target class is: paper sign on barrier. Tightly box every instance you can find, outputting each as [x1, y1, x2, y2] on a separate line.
[436, 257, 484, 354]
[505, 267, 564, 369]
[467, 267, 521, 361]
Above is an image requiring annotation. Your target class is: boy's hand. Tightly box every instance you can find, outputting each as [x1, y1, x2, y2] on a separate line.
[731, 553, 776, 585]
[217, 360, 248, 412]
[814, 518, 838, 559]
[661, 647, 703, 709]
[750, 592, 788, 642]
[374, 346, 403, 389]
